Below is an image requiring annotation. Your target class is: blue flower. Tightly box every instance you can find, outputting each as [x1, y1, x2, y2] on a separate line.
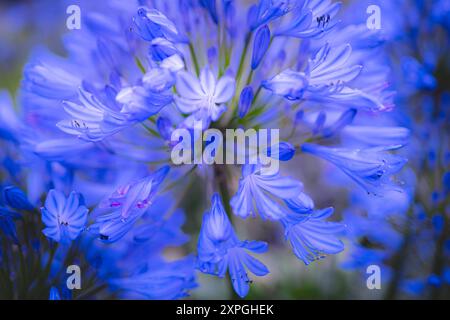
[115, 85, 173, 122]
[143, 67, 178, 93]
[302, 143, 407, 195]
[109, 258, 197, 299]
[282, 208, 345, 265]
[23, 49, 81, 100]
[84, 192, 196, 300]
[133, 7, 186, 43]
[231, 164, 303, 220]
[49, 287, 61, 300]
[275, 0, 341, 38]
[0, 90, 22, 143]
[56, 88, 128, 142]
[197, 194, 269, 298]
[263, 43, 392, 111]
[341, 126, 410, 147]
[149, 37, 182, 62]
[284, 192, 315, 214]
[262, 69, 309, 100]
[304, 43, 389, 111]
[41, 190, 88, 243]
[57, 84, 172, 142]
[89, 166, 169, 242]
[175, 68, 235, 127]
[248, 0, 290, 31]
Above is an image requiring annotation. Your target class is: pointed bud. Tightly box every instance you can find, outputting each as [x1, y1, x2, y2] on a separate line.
[156, 116, 173, 140]
[238, 86, 254, 118]
[267, 141, 296, 161]
[251, 25, 271, 70]
[2, 186, 33, 210]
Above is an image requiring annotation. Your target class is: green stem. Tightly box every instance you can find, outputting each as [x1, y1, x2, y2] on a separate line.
[76, 283, 108, 300]
[134, 56, 146, 74]
[188, 42, 200, 76]
[430, 213, 449, 299]
[214, 165, 232, 217]
[245, 69, 254, 87]
[141, 122, 159, 137]
[235, 32, 252, 83]
[384, 209, 413, 300]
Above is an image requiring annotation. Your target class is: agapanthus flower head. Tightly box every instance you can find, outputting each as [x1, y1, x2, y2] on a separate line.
[41, 190, 88, 243]
[0, 0, 426, 300]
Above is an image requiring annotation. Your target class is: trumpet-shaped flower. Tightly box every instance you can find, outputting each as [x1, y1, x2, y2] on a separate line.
[133, 7, 186, 43]
[263, 43, 391, 111]
[197, 194, 269, 298]
[302, 143, 407, 195]
[89, 166, 169, 242]
[262, 69, 309, 100]
[275, 0, 341, 38]
[248, 0, 291, 31]
[231, 164, 303, 220]
[109, 258, 196, 299]
[282, 207, 345, 265]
